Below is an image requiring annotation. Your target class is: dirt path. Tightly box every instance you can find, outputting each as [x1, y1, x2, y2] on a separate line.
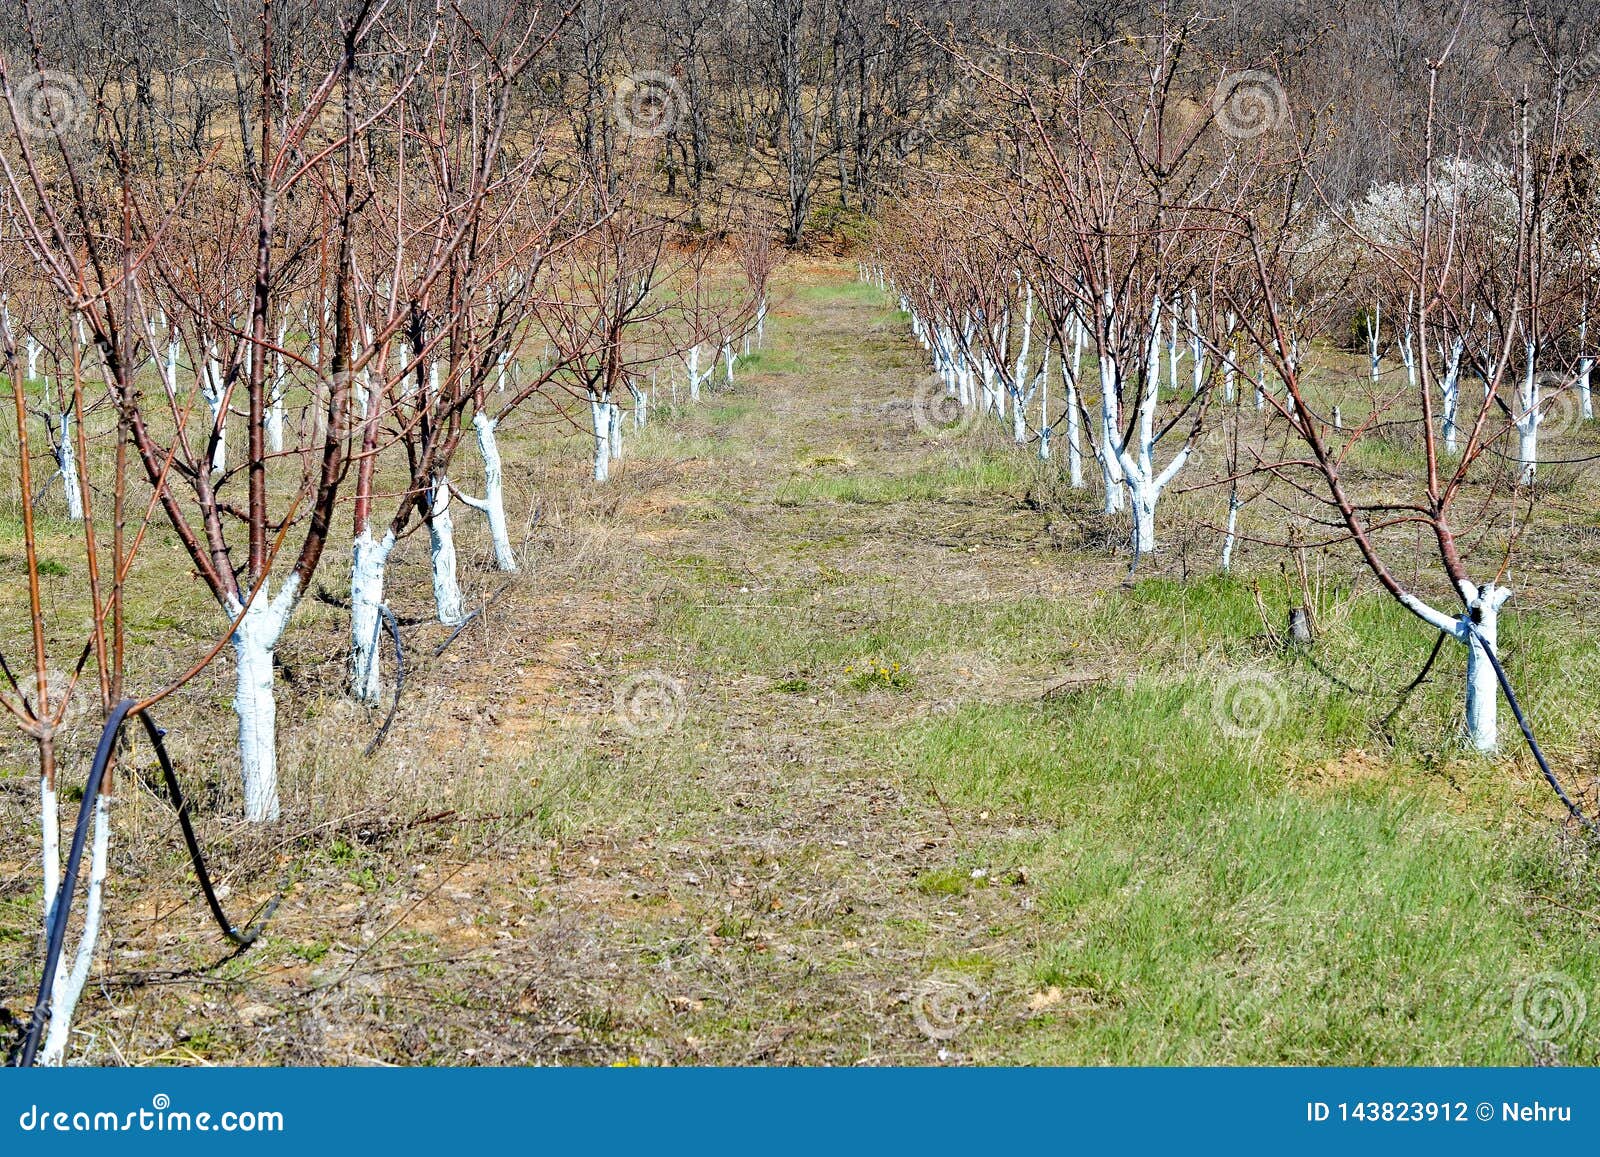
[12, 263, 1600, 1068]
[28, 264, 1067, 1066]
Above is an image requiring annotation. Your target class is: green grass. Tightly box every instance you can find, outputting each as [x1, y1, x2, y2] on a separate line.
[791, 280, 889, 305]
[734, 349, 802, 375]
[773, 453, 1032, 506]
[8, 263, 1600, 1066]
[895, 690, 1600, 1063]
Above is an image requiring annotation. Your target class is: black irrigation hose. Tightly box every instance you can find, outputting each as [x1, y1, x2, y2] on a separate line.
[1378, 630, 1449, 731]
[431, 581, 515, 658]
[1463, 621, 1600, 838]
[364, 606, 406, 757]
[20, 698, 131, 1067]
[1287, 622, 1592, 833]
[19, 699, 280, 1067]
[138, 711, 281, 947]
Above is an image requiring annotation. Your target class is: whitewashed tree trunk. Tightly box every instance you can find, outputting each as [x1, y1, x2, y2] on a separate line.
[687, 345, 706, 402]
[228, 575, 301, 823]
[456, 411, 517, 571]
[1066, 316, 1085, 488]
[630, 381, 648, 430]
[1463, 587, 1508, 753]
[1099, 351, 1125, 513]
[1399, 580, 1512, 753]
[38, 789, 110, 1067]
[1189, 292, 1203, 395]
[1516, 340, 1538, 484]
[1166, 295, 1181, 394]
[40, 776, 60, 929]
[349, 526, 396, 705]
[1580, 304, 1593, 421]
[1111, 300, 1193, 556]
[427, 479, 465, 626]
[1368, 299, 1381, 380]
[267, 322, 287, 454]
[590, 393, 612, 483]
[57, 408, 83, 521]
[1440, 334, 1464, 454]
[1220, 486, 1241, 572]
[1013, 284, 1034, 442]
[1400, 292, 1417, 388]
[27, 335, 39, 380]
[1223, 311, 1238, 402]
[202, 353, 226, 475]
[1036, 345, 1051, 460]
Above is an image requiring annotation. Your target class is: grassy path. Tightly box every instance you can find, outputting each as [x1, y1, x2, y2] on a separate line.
[5, 264, 1598, 1065]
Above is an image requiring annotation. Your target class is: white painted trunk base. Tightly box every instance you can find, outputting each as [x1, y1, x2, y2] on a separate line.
[457, 411, 517, 572]
[349, 527, 397, 705]
[58, 412, 83, 521]
[39, 791, 110, 1066]
[228, 576, 300, 823]
[428, 481, 465, 625]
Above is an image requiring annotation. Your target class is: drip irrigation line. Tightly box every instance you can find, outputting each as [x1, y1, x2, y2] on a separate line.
[138, 711, 282, 948]
[315, 586, 432, 627]
[1464, 621, 1600, 838]
[1378, 630, 1449, 731]
[364, 606, 406, 757]
[19, 699, 281, 1067]
[431, 581, 515, 658]
[1279, 625, 1590, 833]
[20, 698, 130, 1067]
